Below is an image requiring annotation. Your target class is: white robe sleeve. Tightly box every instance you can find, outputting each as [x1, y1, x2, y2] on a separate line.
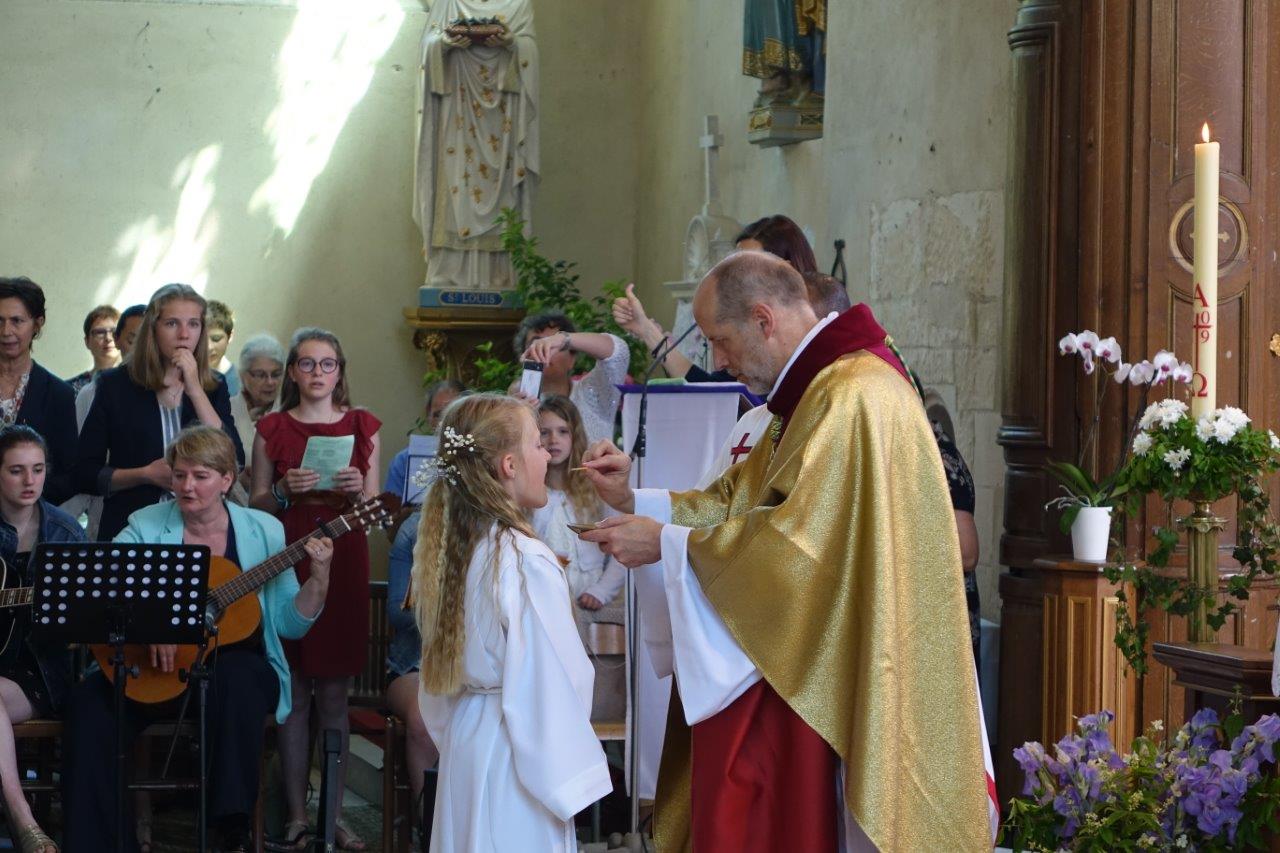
[658, 524, 761, 725]
[632, 489, 676, 676]
[502, 550, 613, 820]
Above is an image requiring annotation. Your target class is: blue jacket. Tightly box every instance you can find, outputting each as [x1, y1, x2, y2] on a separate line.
[0, 500, 86, 712]
[386, 511, 421, 677]
[114, 501, 318, 723]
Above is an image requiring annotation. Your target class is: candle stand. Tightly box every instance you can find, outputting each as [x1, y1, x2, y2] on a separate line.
[1182, 501, 1225, 642]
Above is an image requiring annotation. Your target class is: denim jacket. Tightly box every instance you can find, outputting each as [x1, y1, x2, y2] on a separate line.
[386, 511, 421, 678]
[0, 500, 86, 713]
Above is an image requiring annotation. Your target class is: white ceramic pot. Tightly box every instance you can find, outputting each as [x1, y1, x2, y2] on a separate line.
[1071, 505, 1113, 562]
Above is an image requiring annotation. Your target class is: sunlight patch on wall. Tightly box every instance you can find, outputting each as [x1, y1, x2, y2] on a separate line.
[249, 0, 405, 237]
[96, 143, 222, 307]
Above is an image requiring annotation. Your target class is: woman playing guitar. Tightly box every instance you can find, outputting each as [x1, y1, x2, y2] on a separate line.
[0, 426, 84, 853]
[61, 426, 333, 853]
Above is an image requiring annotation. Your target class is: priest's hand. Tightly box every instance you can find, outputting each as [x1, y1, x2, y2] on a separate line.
[578, 515, 662, 568]
[580, 440, 634, 513]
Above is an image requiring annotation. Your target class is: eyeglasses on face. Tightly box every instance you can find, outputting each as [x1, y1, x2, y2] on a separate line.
[245, 369, 284, 382]
[295, 357, 341, 375]
[88, 329, 114, 340]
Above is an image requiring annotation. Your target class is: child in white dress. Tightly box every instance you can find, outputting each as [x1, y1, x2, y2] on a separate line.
[413, 394, 612, 852]
[531, 396, 625, 613]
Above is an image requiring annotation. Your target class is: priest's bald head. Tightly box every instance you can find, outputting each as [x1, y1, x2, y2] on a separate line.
[692, 251, 820, 394]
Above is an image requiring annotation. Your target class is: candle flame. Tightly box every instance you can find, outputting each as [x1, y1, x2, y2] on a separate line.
[1202, 122, 1211, 143]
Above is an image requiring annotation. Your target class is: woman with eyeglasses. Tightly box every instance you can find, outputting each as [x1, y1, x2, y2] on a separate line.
[74, 283, 243, 540]
[250, 327, 380, 851]
[229, 333, 285, 478]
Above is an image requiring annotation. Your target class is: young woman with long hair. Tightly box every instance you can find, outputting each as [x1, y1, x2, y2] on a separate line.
[249, 328, 380, 850]
[73, 283, 243, 540]
[413, 394, 610, 852]
[0, 427, 82, 853]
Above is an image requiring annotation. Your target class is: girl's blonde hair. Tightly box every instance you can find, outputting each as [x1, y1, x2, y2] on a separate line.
[128, 284, 217, 393]
[537, 395, 601, 522]
[412, 393, 535, 695]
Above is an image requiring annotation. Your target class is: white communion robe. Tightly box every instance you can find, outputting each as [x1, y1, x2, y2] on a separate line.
[419, 528, 612, 852]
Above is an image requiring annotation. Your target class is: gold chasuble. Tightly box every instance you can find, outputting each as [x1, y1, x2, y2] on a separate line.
[654, 348, 989, 852]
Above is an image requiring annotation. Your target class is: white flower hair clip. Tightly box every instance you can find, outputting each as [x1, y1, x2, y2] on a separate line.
[435, 426, 479, 486]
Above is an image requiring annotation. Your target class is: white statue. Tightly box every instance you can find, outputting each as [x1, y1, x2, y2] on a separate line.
[413, 0, 539, 291]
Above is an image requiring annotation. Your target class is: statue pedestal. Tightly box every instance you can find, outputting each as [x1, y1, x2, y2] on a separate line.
[747, 101, 823, 147]
[403, 304, 525, 386]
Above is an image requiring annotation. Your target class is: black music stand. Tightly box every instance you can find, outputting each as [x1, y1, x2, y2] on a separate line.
[30, 542, 210, 853]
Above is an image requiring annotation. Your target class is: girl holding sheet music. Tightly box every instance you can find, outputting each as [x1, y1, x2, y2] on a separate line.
[249, 327, 379, 851]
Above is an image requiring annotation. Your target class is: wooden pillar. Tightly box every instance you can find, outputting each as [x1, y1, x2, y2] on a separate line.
[998, 0, 1280, 800]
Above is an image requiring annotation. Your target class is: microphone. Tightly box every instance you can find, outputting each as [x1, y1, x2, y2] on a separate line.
[631, 324, 699, 461]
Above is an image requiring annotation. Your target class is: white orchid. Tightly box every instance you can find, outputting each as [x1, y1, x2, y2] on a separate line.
[1128, 361, 1156, 385]
[1058, 332, 1080, 355]
[1152, 350, 1180, 380]
[1095, 336, 1122, 364]
[1171, 362, 1194, 384]
[1114, 363, 1132, 384]
[1163, 447, 1191, 471]
[1076, 330, 1100, 354]
[1132, 432, 1153, 456]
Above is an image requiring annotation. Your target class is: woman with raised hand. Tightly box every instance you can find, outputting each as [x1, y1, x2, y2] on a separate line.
[73, 283, 243, 540]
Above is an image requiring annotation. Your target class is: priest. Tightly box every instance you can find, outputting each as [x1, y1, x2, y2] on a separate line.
[579, 251, 990, 852]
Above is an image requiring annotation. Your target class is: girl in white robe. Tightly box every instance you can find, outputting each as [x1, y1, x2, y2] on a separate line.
[413, 394, 612, 852]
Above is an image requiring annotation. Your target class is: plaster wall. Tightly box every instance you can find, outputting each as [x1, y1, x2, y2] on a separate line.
[631, 0, 1017, 620]
[0, 0, 641, 465]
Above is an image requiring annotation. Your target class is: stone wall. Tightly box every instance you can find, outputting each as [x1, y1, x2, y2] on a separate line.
[870, 191, 1005, 616]
[631, 1, 1017, 619]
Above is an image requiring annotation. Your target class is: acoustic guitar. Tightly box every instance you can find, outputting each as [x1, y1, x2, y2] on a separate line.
[90, 493, 400, 704]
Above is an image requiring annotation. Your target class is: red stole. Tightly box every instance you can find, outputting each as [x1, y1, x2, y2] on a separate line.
[767, 303, 910, 434]
[687, 306, 906, 851]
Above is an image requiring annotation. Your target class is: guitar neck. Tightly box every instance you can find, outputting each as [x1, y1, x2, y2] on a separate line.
[210, 516, 354, 610]
[0, 587, 31, 609]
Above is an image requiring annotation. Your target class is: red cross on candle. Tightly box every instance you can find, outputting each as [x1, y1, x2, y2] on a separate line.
[729, 434, 753, 463]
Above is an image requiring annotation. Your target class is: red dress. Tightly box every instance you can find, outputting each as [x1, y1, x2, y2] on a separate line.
[256, 408, 381, 678]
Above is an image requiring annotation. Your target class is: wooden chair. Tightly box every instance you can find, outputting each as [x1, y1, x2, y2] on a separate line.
[347, 581, 417, 851]
[587, 621, 627, 842]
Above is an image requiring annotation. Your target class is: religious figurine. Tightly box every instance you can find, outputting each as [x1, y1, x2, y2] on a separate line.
[413, 0, 539, 291]
[742, 0, 826, 107]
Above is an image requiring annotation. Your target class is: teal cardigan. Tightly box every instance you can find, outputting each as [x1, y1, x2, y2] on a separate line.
[114, 500, 319, 723]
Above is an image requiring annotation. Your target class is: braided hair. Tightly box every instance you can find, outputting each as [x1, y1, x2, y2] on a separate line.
[411, 393, 536, 695]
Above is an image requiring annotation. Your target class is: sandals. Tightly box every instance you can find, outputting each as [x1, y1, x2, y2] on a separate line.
[334, 819, 367, 851]
[265, 819, 312, 851]
[15, 825, 57, 853]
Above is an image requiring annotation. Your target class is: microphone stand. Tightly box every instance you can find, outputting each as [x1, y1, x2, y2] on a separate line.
[626, 323, 697, 836]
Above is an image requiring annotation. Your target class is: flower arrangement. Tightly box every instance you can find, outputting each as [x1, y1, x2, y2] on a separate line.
[1104, 397, 1280, 672]
[1004, 708, 1280, 851]
[1047, 331, 1192, 533]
